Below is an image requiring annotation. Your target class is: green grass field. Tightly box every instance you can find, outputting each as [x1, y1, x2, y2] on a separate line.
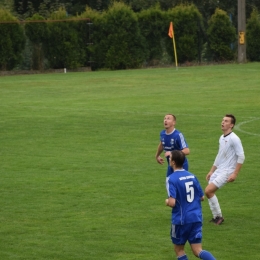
[0, 63, 260, 259]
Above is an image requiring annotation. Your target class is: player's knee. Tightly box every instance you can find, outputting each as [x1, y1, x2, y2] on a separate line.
[204, 187, 214, 198]
[174, 245, 185, 256]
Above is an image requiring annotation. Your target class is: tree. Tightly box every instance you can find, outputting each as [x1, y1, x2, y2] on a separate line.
[13, 0, 111, 17]
[246, 8, 260, 61]
[43, 7, 85, 69]
[104, 2, 146, 69]
[166, 4, 203, 63]
[88, 2, 146, 70]
[0, 0, 14, 10]
[206, 8, 236, 61]
[25, 13, 47, 70]
[138, 4, 166, 65]
[65, 0, 110, 14]
[0, 8, 25, 70]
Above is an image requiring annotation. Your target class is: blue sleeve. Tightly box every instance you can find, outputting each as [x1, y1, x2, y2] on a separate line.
[169, 179, 177, 198]
[175, 132, 189, 150]
[159, 130, 164, 142]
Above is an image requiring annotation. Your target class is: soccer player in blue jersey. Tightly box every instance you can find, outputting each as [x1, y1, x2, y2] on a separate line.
[166, 150, 216, 260]
[155, 114, 190, 196]
[205, 114, 245, 225]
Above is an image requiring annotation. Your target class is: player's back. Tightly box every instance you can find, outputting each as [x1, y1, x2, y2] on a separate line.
[168, 170, 203, 225]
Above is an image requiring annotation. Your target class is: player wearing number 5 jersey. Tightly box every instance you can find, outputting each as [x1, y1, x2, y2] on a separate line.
[166, 150, 216, 260]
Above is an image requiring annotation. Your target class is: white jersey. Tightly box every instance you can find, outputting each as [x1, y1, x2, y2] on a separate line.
[213, 132, 245, 172]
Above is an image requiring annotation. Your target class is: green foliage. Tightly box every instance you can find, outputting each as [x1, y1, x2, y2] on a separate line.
[138, 4, 167, 65]
[0, 0, 14, 11]
[81, 2, 147, 70]
[49, 6, 67, 20]
[166, 4, 203, 63]
[246, 8, 260, 61]
[0, 8, 25, 70]
[25, 13, 46, 44]
[100, 2, 146, 70]
[38, 0, 67, 18]
[3, 1, 260, 70]
[78, 7, 101, 69]
[14, 0, 66, 19]
[43, 7, 85, 69]
[24, 13, 47, 70]
[206, 8, 236, 61]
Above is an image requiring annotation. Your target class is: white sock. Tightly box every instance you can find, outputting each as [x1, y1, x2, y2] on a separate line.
[208, 195, 222, 218]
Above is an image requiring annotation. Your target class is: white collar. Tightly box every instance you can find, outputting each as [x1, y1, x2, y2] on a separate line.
[166, 128, 175, 135]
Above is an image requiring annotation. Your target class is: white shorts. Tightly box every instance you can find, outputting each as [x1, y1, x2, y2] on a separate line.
[209, 169, 232, 188]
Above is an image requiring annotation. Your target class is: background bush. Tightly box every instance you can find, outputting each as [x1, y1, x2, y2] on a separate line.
[166, 4, 203, 63]
[102, 2, 146, 70]
[0, 8, 25, 70]
[246, 8, 260, 61]
[44, 8, 86, 69]
[80, 2, 147, 70]
[1, 3, 260, 71]
[138, 4, 167, 66]
[25, 13, 47, 70]
[206, 8, 236, 61]
[79, 7, 105, 70]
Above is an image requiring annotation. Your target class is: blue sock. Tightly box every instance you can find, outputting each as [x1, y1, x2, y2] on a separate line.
[177, 254, 188, 260]
[198, 250, 216, 260]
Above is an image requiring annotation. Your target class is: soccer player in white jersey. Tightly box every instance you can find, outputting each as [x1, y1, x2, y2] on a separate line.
[155, 114, 190, 196]
[205, 114, 245, 225]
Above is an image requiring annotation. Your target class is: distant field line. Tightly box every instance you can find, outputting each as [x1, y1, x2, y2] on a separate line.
[85, 109, 259, 120]
[2, 105, 259, 136]
[86, 110, 260, 137]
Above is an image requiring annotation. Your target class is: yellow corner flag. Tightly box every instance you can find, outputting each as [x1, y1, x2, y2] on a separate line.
[168, 22, 178, 70]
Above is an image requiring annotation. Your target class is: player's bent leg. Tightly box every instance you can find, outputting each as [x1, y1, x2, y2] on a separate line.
[174, 244, 187, 259]
[190, 244, 216, 259]
[205, 184, 222, 220]
[205, 183, 218, 199]
[198, 250, 216, 260]
[189, 243, 202, 257]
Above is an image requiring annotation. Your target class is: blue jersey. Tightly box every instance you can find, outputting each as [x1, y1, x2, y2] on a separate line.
[168, 169, 204, 225]
[160, 129, 189, 176]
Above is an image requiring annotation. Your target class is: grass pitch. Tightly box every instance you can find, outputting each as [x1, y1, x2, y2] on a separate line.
[0, 63, 260, 259]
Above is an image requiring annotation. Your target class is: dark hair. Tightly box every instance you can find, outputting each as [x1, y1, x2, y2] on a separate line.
[225, 114, 236, 125]
[167, 114, 176, 121]
[170, 150, 185, 167]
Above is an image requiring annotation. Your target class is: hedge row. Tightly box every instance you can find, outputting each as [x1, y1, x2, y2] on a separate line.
[0, 3, 259, 71]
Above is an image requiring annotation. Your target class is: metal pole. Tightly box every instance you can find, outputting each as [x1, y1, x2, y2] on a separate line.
[238, 0, 246, 63]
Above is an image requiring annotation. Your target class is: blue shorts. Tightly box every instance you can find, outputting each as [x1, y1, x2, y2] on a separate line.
[170, 222, 202, 245]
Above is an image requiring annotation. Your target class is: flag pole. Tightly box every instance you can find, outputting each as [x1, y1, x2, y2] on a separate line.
[168, 22, 178, 70]
[172, 32, 178, 70]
